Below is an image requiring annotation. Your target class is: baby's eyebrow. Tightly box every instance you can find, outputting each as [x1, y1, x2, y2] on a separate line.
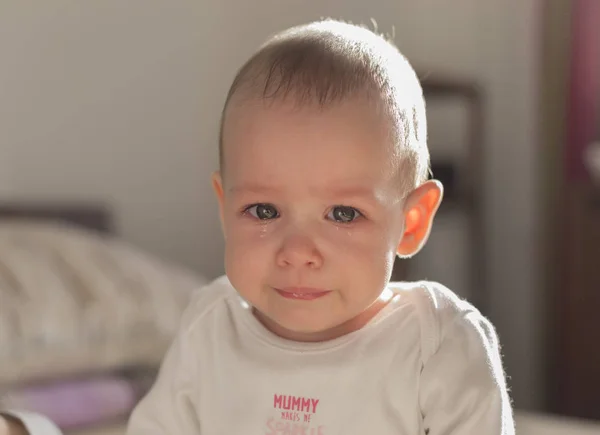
[228, 184, 281, 195]
[325, 186, 378, 198]
[324, 187, 388, 207]
[229, 183, 385, 205]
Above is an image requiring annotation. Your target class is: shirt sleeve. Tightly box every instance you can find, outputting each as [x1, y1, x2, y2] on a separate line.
[419, 310, 515, 435]
[125, 292, 203, 435]
[1, 410, 63, 435]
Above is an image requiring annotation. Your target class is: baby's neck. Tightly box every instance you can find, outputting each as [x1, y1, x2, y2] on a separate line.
[252, 290, 394, 343]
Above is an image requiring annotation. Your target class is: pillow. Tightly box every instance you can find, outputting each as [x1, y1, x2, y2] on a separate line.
[0, 220, 207, 385]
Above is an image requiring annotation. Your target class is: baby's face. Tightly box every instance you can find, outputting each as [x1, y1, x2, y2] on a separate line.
[214, 98, 407, 341]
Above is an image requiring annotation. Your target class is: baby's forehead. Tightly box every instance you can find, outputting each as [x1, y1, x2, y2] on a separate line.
[226, 98, 399, 159]
[222, 101, 410, 196]
[223, 93, 392, 139]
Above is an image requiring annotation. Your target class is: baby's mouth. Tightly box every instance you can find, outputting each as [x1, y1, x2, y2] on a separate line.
[274, 287, 331, 301]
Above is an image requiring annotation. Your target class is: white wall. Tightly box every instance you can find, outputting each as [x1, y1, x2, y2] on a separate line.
[0, 0, 541, 410]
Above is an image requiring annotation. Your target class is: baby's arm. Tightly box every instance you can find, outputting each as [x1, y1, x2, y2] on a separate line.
[126, 292, 203, 435]
[0, 415, 28, 435]
[419, 309, 515, 435]
[0, 411, 61, 435]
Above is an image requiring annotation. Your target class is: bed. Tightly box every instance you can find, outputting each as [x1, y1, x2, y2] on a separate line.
[0, 202, 207, 435]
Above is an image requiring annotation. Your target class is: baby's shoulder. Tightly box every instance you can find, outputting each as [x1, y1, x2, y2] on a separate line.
[177, 274, 237, 334]
[389, 281, 493, 362]
[390, 280, 478, 320]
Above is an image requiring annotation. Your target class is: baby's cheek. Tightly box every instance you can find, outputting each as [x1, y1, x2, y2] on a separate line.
[328, 228, 395, 278]
[327, 225, 389, 254]
[224, 242, 263, 299]
[225, 231, 272, 274]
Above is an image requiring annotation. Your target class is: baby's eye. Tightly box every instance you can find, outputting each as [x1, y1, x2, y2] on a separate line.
[327, 206, 362, 223]
[245, 203, 279, 220]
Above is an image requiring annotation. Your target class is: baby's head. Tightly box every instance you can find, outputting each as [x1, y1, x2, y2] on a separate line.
[212, 19, 443, 342]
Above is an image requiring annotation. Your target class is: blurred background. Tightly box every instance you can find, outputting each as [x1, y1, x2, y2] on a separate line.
[0, 1, 598, 434]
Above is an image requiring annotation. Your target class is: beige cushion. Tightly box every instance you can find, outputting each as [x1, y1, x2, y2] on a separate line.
[0, 220, 206, 385]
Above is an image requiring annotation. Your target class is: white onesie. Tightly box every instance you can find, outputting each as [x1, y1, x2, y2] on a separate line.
[124, 275, 514, 435]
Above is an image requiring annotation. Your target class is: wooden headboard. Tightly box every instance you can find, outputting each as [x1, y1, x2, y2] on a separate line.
[0, 203, 113, 234]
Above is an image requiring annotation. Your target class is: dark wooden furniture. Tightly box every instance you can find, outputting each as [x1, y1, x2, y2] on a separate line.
[543, 0, 600, 421]
[558, 183, 600, 420]
[0, 203, 113, 234]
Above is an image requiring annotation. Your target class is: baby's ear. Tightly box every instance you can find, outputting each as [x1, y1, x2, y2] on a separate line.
[396, 180, 443, 258]
[211, 171, 226, 236]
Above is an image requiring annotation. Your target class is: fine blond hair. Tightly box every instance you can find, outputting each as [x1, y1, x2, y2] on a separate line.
[219, 19, 430, 193]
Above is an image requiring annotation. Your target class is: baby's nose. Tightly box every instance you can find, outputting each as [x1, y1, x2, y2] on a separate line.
[276, 233, 323, 269]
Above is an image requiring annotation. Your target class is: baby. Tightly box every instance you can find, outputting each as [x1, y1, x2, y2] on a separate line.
[1, 19, 514, 435]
